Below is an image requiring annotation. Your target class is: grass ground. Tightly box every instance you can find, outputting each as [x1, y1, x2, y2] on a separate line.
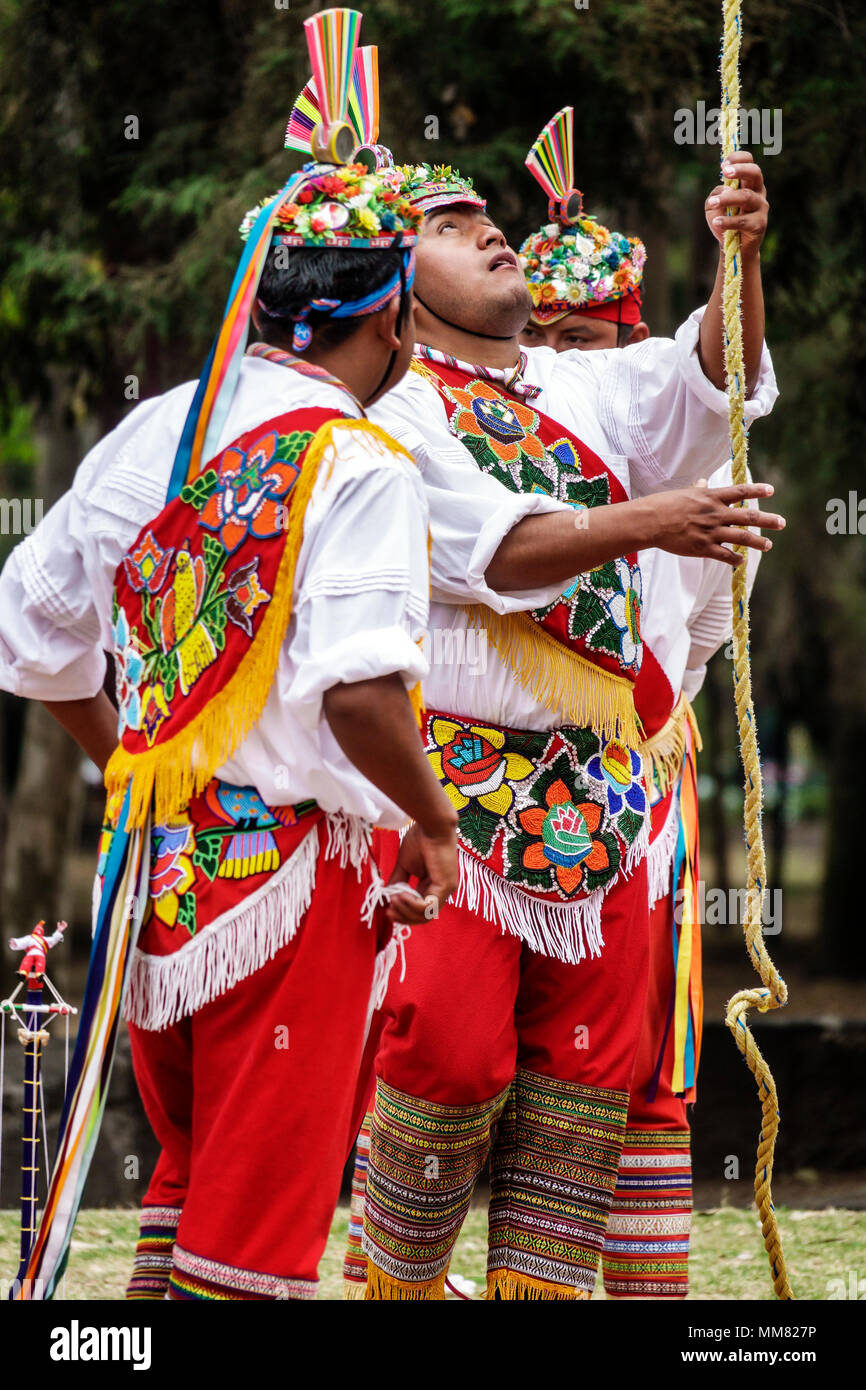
[2, 1204, 861, 1300]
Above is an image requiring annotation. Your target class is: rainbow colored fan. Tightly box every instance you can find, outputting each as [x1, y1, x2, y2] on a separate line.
[286, 42, 392, 170]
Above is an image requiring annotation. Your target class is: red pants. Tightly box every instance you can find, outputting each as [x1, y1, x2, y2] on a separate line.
[126, 831, 381, 1300]
[363, 846, 650, 1299]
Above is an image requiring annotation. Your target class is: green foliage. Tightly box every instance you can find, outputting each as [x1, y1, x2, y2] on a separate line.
[1, 0, 864, 957]
[276, 430, 314, 465]
[192, 830, 224, 883]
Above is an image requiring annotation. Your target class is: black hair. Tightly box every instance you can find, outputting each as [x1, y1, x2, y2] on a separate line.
[255, 243, 410, 350]
[616, 321, 635, 348]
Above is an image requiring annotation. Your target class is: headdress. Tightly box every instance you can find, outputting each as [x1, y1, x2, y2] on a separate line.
[164, 5, 420, 496]
[519, 107, 646, 326]
[285, 42, 393, 172]
[396, 162, 486, 216]
[243, 17, 419, 352]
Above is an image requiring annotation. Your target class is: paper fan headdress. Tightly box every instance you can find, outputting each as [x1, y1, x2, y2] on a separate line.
[285, 42, 393, 172]
[519, 106, 646, 326]
[168, 5, 421, 476]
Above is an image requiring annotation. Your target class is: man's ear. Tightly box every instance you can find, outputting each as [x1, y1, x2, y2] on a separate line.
[375, 295, 403, 351]
[629, 320, 650, 343]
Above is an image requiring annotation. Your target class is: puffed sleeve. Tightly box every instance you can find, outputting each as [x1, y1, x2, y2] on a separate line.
[283, 425, 431, 724]
[0, 488, 107, 700]
[681, 546, 761, 702]
[370, 373, 576, 613]
[558, 306, 779, 496]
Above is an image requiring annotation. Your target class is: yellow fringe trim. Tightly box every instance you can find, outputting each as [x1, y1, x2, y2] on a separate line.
[486, 1271, 590, 1301]
[365, 1265, 447, 1300]
[343, 1280, 367, 1301]
[463, 605, 642, 747]
[106, 419, 420, 829]
[408, 356, 446, 389]
[639, 693, 702, 797]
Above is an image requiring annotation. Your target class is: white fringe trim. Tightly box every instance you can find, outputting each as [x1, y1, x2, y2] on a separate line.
[621, 809, 651, 882]
[124, 813, 371, 1031]
[646, 790, 681, 910]
[363, 924, 411, 1043]
[452, 810, 650, 966]
[324, 810, 373, 878]
[453, 850, 603, 964]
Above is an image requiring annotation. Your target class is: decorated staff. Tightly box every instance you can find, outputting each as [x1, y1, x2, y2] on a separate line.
[1, 920, 75, 1281]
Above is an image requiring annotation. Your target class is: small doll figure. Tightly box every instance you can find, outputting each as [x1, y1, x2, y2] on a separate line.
[8, 920, 67, 979]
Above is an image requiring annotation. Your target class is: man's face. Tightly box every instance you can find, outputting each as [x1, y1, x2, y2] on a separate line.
[520, 311, 621, 352]
[414, 207, 533, 339]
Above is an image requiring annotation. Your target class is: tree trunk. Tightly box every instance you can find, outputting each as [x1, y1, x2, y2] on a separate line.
[821, 704, 866, 976]
[2, 373, 91, 969]
[1, 702, 85, 936]
[768, 705, 790, 896]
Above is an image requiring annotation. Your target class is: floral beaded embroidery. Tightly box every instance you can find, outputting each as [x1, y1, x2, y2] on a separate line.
[111, 426, 313, 746]
[432, 371, 643, 679]
[424, 715, 647, 902]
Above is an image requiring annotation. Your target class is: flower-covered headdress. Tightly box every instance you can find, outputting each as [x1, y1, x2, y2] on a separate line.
[239, 164, 420, 252]
[165, 7, 421, 496]
[396, 163, 486, 216]
[519, 107, 646, 326]
[236, 9, 420, 353]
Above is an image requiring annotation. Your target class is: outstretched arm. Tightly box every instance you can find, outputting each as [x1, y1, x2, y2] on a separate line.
[486, 481, 783, 592]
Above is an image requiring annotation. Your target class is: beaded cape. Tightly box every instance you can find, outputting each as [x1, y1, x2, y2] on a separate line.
[410, 352, 644, 747]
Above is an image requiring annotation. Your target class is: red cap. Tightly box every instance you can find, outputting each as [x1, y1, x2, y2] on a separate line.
[535, 286, 643, 327]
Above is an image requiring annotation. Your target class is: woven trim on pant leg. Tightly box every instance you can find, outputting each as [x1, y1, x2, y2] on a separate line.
[167, 1242, 317, 1301]
[126, 1205, 183, 1301]
[487, 1069, 629, 1298]
[602, 1126, 692, 1299]
[363, 1079, 509, 1299]
[343, 1111, 373, 1299]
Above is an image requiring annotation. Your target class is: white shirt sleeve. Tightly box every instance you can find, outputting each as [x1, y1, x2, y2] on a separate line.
[283, 424, 430, 724]
[0, 488, 107, 700]
[681, 546, 761, 702]
[370, 373, 576, 613]
[0, 387, 195, 703]
[556, 306, 779, 496]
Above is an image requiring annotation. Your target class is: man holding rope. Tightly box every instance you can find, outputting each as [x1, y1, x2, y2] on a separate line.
[355, 142, 778, 1299]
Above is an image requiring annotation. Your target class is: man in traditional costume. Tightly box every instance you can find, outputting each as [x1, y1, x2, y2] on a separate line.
[0, 10, 472, 1303]
[352, 107, 780, 1300]
[517, 194, 764, 1297]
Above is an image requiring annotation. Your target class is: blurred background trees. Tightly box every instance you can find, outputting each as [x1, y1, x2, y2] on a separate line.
[1, 0, 865, 972]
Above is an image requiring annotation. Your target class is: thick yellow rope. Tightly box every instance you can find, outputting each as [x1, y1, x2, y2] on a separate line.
[721, 0, 793, 1300]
